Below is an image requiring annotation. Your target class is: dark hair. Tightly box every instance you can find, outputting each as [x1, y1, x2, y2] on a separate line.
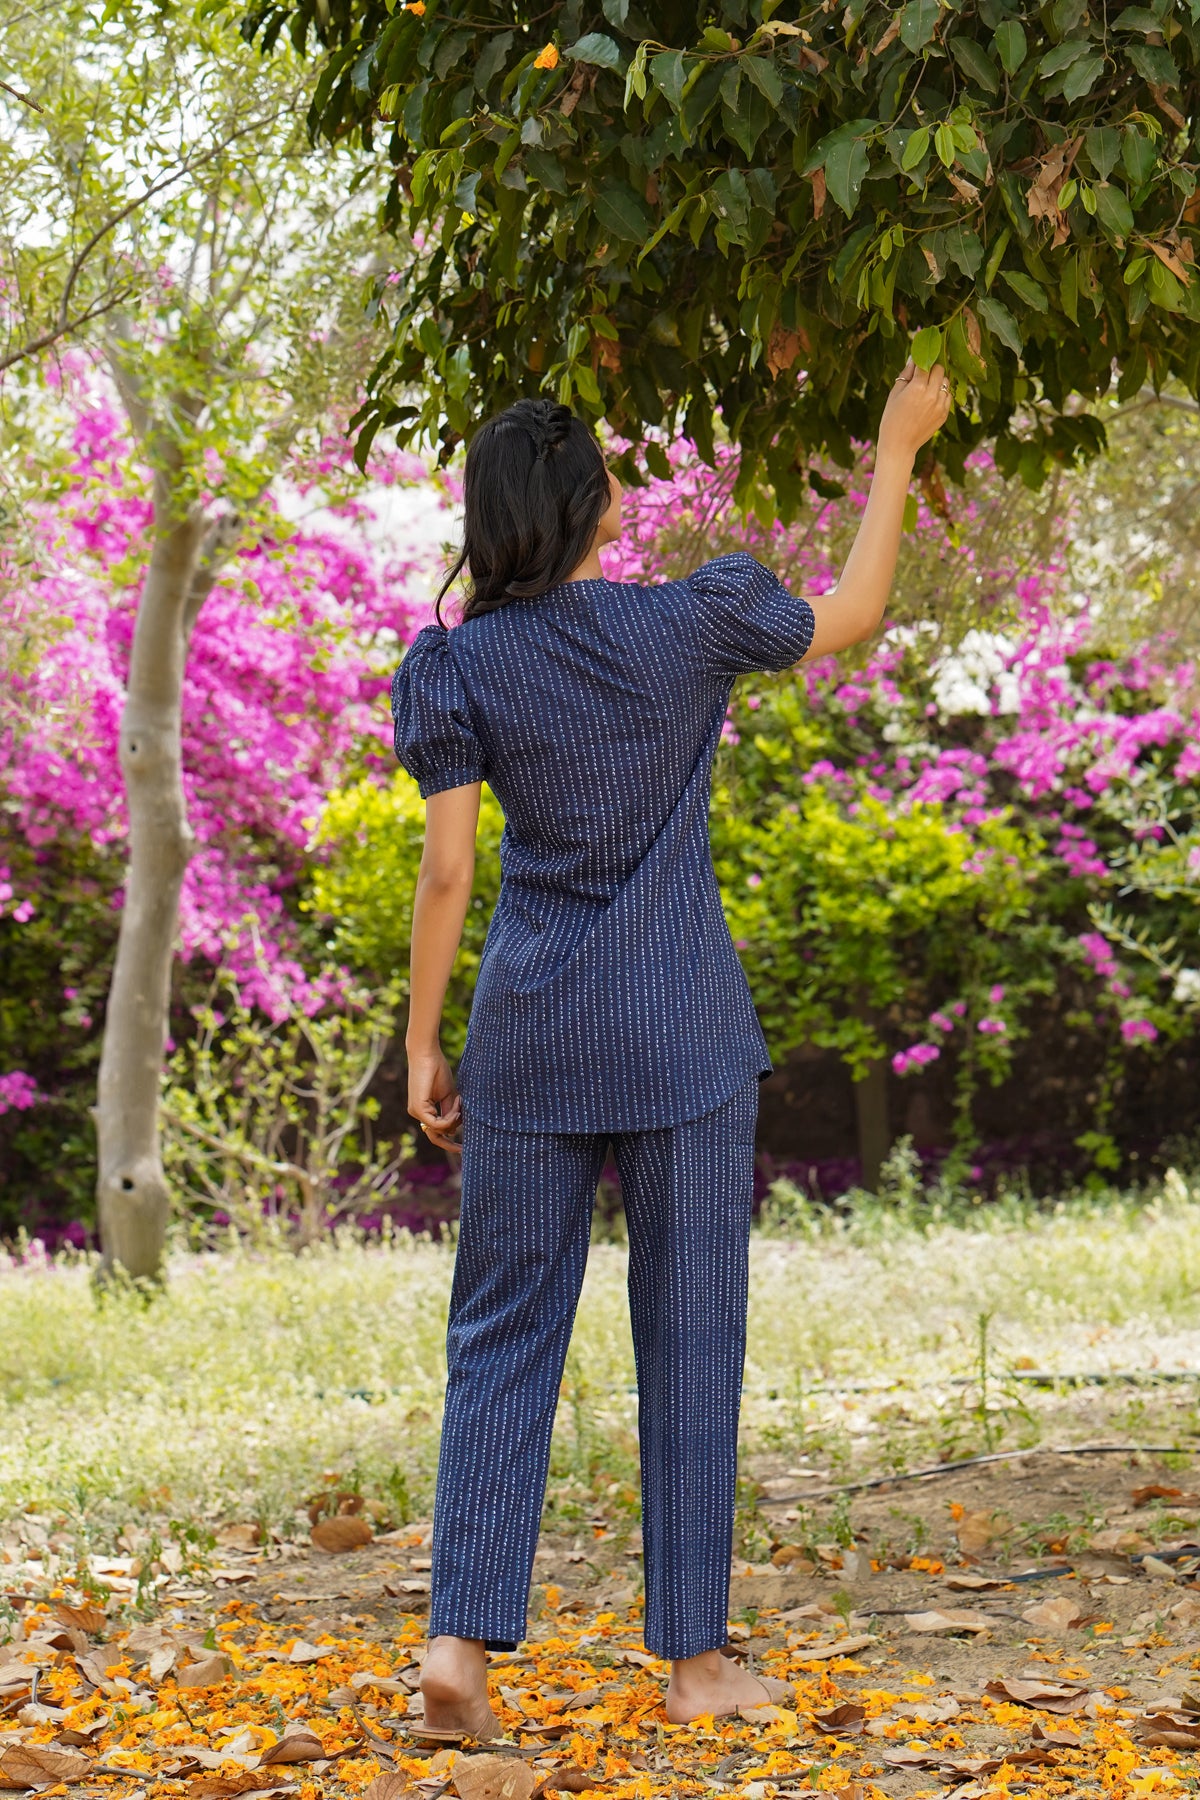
[435, 399, 611, 625]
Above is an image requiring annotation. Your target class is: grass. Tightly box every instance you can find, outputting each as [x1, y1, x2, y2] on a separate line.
[4, 1163, 1200, 1555]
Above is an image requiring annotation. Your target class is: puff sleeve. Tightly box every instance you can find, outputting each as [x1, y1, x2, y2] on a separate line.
[390, 624, 489, 797]
[688, 551, 815, 676]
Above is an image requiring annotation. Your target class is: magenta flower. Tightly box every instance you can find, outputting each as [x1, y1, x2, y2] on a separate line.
[1120, 1019, 1158, 1043]
[977, 1018, 1007, 1034]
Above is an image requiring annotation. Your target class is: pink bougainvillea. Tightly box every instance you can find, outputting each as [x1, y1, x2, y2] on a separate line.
[0, 375, 434, 1016]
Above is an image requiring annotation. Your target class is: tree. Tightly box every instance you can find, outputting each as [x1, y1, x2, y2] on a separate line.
[240, 0, 1200, 503]
[1, 0, 393, 1277]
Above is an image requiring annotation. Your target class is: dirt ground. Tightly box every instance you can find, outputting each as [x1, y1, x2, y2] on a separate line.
[7, 1441, 1200, 1798]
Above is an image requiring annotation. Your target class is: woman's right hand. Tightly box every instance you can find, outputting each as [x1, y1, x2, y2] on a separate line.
[407, 1046, 463, 1153]
[878, 358, 953, 462]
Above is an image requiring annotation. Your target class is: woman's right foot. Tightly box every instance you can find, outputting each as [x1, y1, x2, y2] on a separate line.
[665, 1650, 795, 1725]
[418, 1636, 500, 1740]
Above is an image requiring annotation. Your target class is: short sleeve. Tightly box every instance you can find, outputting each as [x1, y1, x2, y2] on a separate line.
[390, 624, 488, 798]
[687, 552, 815, 676]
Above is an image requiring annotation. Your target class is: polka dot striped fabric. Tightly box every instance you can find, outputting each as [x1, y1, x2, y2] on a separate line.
[428, 1074, 760, 1659]
[391, 552, 816, 1133]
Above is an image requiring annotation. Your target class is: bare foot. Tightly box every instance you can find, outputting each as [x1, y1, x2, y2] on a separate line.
[418, 1636, 500, 1740]
[665, 1651, 795, 1725]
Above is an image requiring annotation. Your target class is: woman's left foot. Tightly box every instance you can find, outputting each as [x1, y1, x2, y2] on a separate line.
[419, 1636, 499, 1740]
[665, 1652, 794, 1725]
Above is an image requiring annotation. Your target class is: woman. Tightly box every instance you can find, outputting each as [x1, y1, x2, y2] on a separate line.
[391, 362, 951, 1734]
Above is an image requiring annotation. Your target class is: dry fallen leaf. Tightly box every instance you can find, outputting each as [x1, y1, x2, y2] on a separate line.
[535, 1771, 603, 1796]
[791, 1633, 875, 1661]
[1089, 1527, 1154, 1555]
[50, 1601, 107, 1635]
[984, 1677, 1088, 1714]
[216, 1523, 262, 1550]
[944, 1573, 1005, 1592]
[311, 1516, 373, 1554]
[452, 1753, 537, 1800]
[1022, 1595, 1085, 1632]
[956, 1509, 1010, 1557]
[257, 1729, 326, 1766]
[189, 1776, 296, 1799]
[363, 1775, 412, 1800]
[903, 1608, 992, 1635]
[812, 1701, 866, 1736]
[177, 1652, 234, 1688]
[1132, 1484, 1185, 1507]
[0, 1744, 92, 1788]
[1135, 1711, 1200, 1748]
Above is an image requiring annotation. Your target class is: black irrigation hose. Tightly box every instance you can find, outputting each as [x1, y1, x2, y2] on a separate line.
[757, 1443, 1196, 1508]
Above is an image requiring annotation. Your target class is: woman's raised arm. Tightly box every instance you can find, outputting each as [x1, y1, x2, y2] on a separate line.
[802, 360, 951, 662]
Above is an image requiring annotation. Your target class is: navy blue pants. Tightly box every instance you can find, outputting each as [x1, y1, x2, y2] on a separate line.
[428, 1076, 759, 1661]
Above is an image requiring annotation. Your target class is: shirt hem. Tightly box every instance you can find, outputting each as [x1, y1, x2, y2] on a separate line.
[458, 1049, 772, 1136]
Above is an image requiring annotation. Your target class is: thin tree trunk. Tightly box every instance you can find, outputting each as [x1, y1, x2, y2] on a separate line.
[96, 503, 204, 1278]
[853, 1056, 891, 1192]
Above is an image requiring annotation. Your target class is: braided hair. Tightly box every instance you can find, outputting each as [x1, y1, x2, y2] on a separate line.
[435, 399, 611, 623]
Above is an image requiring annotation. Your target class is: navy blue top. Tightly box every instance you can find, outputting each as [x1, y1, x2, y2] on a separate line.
[390, 552, 815, 1132]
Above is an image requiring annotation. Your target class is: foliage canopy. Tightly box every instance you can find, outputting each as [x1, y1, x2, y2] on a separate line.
[239, 0, 1200, 503]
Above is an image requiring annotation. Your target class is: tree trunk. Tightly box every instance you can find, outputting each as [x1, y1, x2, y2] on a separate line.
[853, 1056, 891, 1191]
[96, 505, 204, 1278]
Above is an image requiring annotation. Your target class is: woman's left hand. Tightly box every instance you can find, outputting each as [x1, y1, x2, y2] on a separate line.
[407, 1047, 463, 1153]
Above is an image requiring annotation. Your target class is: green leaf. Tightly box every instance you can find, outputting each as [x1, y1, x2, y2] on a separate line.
[645, 441, 671, 479]
[902, 492, 920, 533]
[1122, 128, 1156, 186]
[1112, 5, 1163, 28]
[565, 32, 622, 69]
[899, 0, 940, 53]
[935, 122, 955, 166]
[983, 225, 1010, 290]
[474, 30, 514, 93]
[992, 18, 1027, 74]
[601, 0, 630, 25]
[1085, 126, 1121, 180]
[943, 224, 983, 278]
[911, 324, 942, 368]
[1002, 269, 1049, 311]
[1127, 40, 1179, 85]
[1063, 51, 1105, 99]
[743, 54, 784, 108]
[976, 294, 1022, 354]
[1038, 37, 1092, 77]
[825, 133, 871, 216]
[949, 37, 1000, 93]
[901, 125, 930, 171]
[593, 182, 654, 241]
[1093, 181, 1134, 244]
[650, 49, 687, 109]
[523, 147, 569, 195]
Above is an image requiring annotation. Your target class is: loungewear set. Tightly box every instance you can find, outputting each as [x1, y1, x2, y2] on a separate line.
[390, 552, 815, 1660]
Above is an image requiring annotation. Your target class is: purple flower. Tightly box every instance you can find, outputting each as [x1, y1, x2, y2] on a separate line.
[929, 1011, 954, 1033]
[977, 1018, 1007, 1034]
[1121, 1019, 1158, 1043]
